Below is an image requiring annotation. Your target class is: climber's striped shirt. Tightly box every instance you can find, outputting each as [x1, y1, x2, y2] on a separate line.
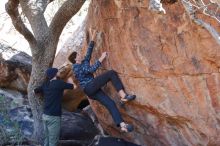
[73, 41, 101, 89]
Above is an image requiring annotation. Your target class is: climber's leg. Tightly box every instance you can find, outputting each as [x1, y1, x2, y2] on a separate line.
[84, 70, 123, 95]
[84, 70, 136, 102]
[89, 89, 133, 132]
[89, 89, 123, 126]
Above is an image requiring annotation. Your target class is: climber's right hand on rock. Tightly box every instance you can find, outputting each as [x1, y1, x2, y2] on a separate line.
[90, 28, 96, 41]
[99, 52, 107, 63]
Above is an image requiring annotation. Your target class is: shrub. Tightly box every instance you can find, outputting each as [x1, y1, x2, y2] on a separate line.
[0, 95, 24, 145]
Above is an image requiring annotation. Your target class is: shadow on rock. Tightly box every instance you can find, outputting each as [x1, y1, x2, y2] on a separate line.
[59, 110, 99, 146]
[89, 135, 142, 146]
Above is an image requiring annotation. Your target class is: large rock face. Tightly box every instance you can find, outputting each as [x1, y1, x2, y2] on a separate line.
[82, 0, 220, 146]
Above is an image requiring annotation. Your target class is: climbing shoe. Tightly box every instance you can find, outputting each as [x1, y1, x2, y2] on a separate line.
[120, 94, 136, 107]
[120, 123, 134, 133]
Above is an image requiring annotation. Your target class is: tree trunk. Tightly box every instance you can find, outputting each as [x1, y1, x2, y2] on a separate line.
[28, 46, 56, 144]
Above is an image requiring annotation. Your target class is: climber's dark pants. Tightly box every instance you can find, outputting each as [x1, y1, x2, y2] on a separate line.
[84, 70, 124, 126]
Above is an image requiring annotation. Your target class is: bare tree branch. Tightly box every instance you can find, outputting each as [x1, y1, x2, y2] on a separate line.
[5, 0, 37, 47]
[19, 0, 49, 40]
[49, 0, 86, 44]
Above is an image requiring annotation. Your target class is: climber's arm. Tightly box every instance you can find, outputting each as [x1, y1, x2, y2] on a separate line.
[84, 41, 94, 62]
[84, 29, 97, 62]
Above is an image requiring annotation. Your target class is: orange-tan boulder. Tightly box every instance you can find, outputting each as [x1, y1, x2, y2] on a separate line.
[79, 0, 220, 145]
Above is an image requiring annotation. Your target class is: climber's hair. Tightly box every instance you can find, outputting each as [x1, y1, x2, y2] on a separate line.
[68, 51, 77, 64]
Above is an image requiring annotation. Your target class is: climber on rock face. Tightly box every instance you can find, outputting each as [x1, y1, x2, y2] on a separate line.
[34, 68, 74, 146]
[68, 28, 136, 133]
